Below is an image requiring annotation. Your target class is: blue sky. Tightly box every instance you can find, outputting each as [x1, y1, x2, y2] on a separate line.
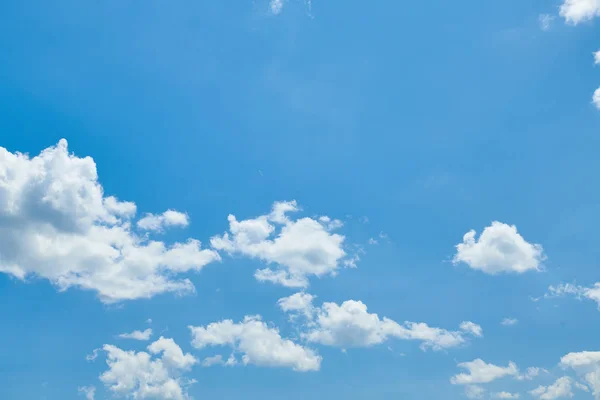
[1, 0, 600, 399]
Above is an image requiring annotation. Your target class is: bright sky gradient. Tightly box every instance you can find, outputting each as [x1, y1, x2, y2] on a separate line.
[1, 1, 600, 399]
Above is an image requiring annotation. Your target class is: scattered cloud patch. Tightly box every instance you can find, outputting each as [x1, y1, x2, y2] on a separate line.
[501, 318, 518, 326]
[189, 315, 322, 372]
[453, 222, 545, 274]
[278, 293, 482, 351]
[118, 328, 153, 341]
[539, 14, 555, 30]
[100, 337, 197, 400]
[593, 87, 600, 109]
[594, 50, 600, 64]
[137, 210, 189, 232]
[450, 359, 519, 385]
[493, 392, 520, 399]
[78, 386, 96, 400]
[517, 367, 547, 381]
[86, 348, 100, 362]
[368, 238, 378, 245]
[270, 0, 284, 15]
[201, 354, 237, 367]
[211, 201, 350, 288]
[544, 282, 600, 309]
[0, 140, 220, 303]
[465, 385, 486, 399]
[560, 0, 600, 24]
[530, 376, 574, 399]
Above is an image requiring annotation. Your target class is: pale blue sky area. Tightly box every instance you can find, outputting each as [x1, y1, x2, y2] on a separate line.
[1, 1, 600, 399]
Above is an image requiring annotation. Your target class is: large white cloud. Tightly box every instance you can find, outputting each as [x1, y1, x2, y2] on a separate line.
[453, 222, 545, 274]
[450, 359, 519, 385]
[560, 0, 600, 24]
[560, 351, 600, 397]
[0, 140, 220, 302]
[278, 293, 482, 351]
[189, 315, 322, 372]
[210, 201, 350, 288]
[530, 376, 574, 399]
[100, 337, 197, 400]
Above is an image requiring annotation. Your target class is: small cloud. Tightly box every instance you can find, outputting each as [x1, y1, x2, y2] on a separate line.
[146, 318, 153, 324]
[539, 14, 555, 31]
[368, 238, 378, 245]
[86, 349, 100, 362]
[593, 50, 600, 65]
[359, 216, 369, 224]
[118, 328, 153, 341]
[593, 87, 600, 110]
[501, 318, 518, 326]
[78, 386, 96, 400]
[270, 0, 284, 15]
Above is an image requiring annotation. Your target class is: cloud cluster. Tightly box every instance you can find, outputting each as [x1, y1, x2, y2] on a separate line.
[0, 140, 220, 303]
[189, 315, 322, 372]
[211, 201, 349, 288]
[278, 293, 482, 351]
[100, 337, 198, 400]
[453, 222, 545, 274]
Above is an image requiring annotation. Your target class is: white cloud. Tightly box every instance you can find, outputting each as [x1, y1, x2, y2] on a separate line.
[453, 222, 545, 274]
[201, 354, 237, 367]
[277, 292, 316, 320]
[450, 359, 519, 385]
[560, 351, 600, 397]
[593, 87, 600, 110]
[211, 201, 349, 288]
[594, 50, 600, 64]
[517, 367, 547, 381]
[86, 348, 100, 362]
[493, 392, 520, 399]
[270, 0, 284, 15]
[189, 315, 322, 372]
[460, 321, 483, 337]
[0, 140, 220, 303]
[465, 385, 486, 399]
[539, 14, 555, 30]
[501, 318, 518, 326]
[560, 0, 600, 24]
[78, 386, 96, 400]
[118, 328, 153, 341]
[100, 337, 197, 400]
[544, 282, 600, 309]
[137, 210, 189, 232]
[278, 293, 481, 351]
[530, 376, 574, 399]
[368, 238, 378, 245]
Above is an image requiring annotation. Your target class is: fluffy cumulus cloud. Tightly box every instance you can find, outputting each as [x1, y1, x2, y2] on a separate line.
[560, 0, 600, 24]
[450, 359, 519, 385]
[211, 200, 350, 288]
[137, 210, 189, 232]
[453, 222, 545, 274]
[530, 376, 574, 399]
[278, 293, 482, 351]
[560, 351, 600, 397]
[100, 337, 198, 400]
[0, 140, 220, 302]
[270, 0, 284, 15]
[118, 328, 153, 341]
[189, 315, 322, 372]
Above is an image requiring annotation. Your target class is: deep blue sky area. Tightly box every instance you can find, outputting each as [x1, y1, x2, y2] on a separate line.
[1, 1, 600, 399]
